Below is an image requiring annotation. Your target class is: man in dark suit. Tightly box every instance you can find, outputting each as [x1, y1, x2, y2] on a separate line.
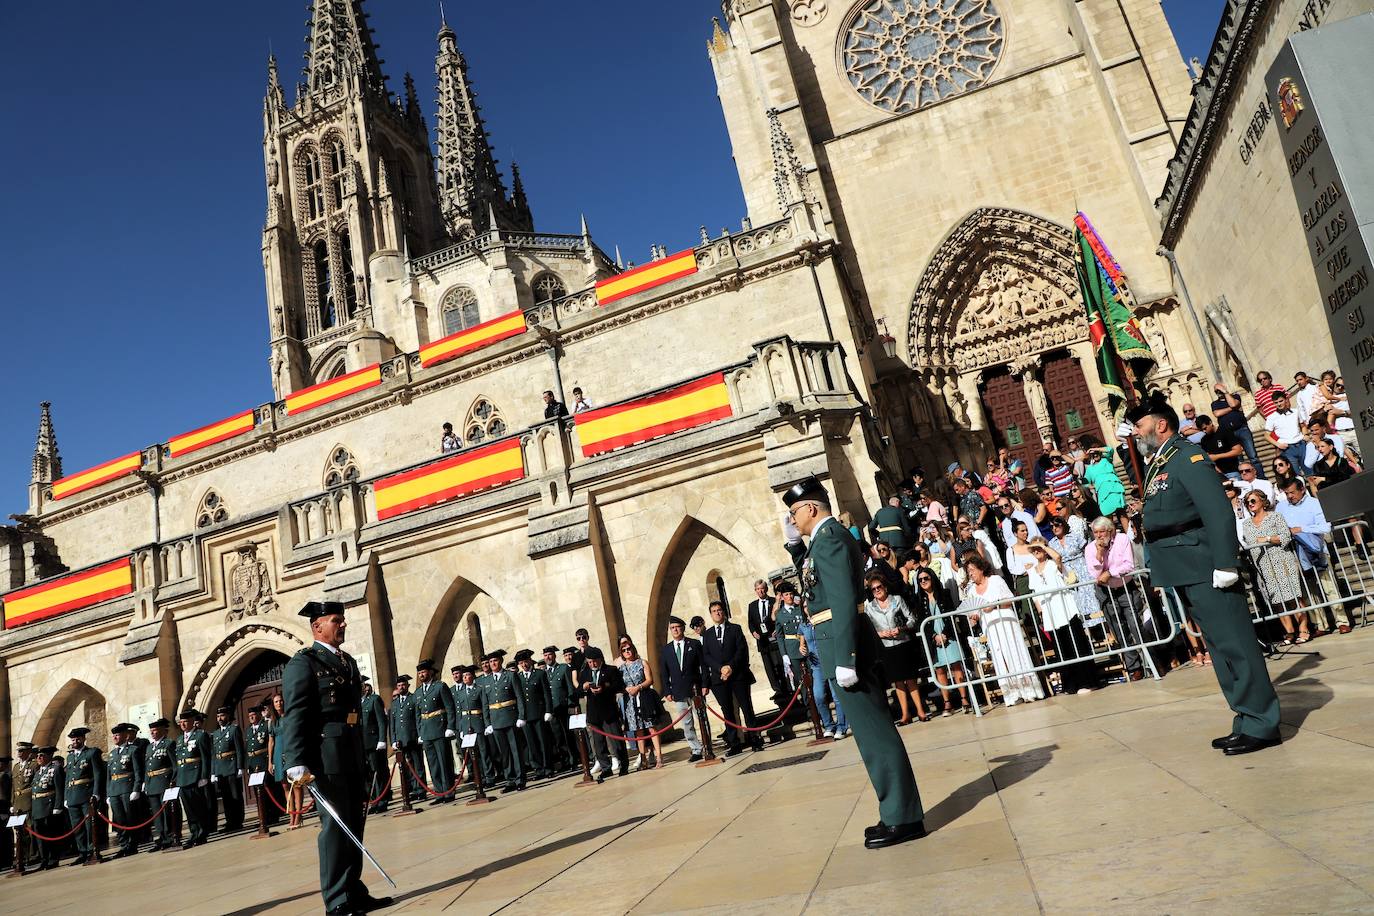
[702, 600, 764, 755]
[746, 580, 785, 697]
[660, 615, 706, 762]
[580, 648, 628, 781]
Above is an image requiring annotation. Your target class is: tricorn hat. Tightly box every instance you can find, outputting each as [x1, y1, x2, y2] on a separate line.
[68, 727, 91, 738]
[542, 645, 559, 655]
[148, 717, 170, 729]
[776, 580, 797, 595]
[299, 600, 345, 621]
[394, 674, 413, 684]
[782, 475, 830, 508]
[416, 658, 438, 672]
[177, 708, 202, 721]
[484, 649, 507, 662]
[16, 741, 34, 750]
[513, 648, 535, 662]
[216, 706, 233, 716]
[1124, 390, 1179, 429]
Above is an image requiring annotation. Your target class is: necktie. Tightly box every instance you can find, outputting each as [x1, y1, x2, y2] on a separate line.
[716, 626, 723, 642]
[676, 641, 683, 667]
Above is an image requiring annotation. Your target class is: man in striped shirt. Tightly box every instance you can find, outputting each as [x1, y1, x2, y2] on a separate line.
[1044, 453, 1075, 497]
[1252, 371, 1287, 418]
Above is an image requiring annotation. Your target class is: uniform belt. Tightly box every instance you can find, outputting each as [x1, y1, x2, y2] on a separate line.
[877, 525, 903, 532]
[111, 773, 130, 780]
[147, 768, 170, 776]
[181, 757, 201, 764]
[70, 778, 92, 786]
[810, 609, 833, 625]
[1144, 519, 1204, 543]
[784, 634, 802, 640]
[217, 751, 236, 758]
[34, 791, 54, 799]
[466, 707, 483, 714]
[489, 700, 515, 710]
[421, 709, 445, 719]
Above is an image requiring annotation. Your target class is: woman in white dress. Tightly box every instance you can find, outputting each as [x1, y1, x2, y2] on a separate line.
[1003, 519, 1037, 596]
[959, 553, 1045, 706]
[1026, 539, 1100, 695]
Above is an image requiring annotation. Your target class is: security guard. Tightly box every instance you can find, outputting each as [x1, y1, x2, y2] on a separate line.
[514, 649, 555, 779]
[388, 675, 423, 803]
[360, 677, 390, 813]
[480, 650, 526, 792]
[414, 659, 458, 802]
[542, 646, 576, 771]
[29, 746, 64, 869]
[212, 706, 247, 831]
[281, 600, 392, 916]
[175, 708, 213, 849]
[1125, 392, 1281, 754]
[784, 475, 925, 849]
[142, 718, 180, 850]
[106, 724, 145, 857]
[10, 741, 36, 869]
[63, 726, 105, 865]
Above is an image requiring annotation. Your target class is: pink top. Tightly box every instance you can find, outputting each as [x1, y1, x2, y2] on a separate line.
[1085, 532, 1135, 587]
[925, 500, 948, 523]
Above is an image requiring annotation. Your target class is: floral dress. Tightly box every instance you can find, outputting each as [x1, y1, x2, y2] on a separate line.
[1050, 530, 1100, 622]
[1243, 512, 1302, 604]
[619, 658, 648, 732]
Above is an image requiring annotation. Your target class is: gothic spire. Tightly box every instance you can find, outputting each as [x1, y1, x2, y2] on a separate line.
[403, 72, 424, 129]
[510, 161, 532, 228]
[303, 0, 388, 102]
[434, 16, 510, 238]
[767, 107, 811, 210]
[32, 402, 62, 486]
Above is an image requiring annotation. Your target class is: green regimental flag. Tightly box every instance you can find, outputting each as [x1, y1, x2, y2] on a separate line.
[1074, 213, 1154, 421]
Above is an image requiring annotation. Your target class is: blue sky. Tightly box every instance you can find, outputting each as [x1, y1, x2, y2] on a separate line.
[0, 0, 1223, 504]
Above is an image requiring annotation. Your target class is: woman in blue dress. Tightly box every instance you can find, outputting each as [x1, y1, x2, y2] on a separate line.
[913, 566, 971, 714]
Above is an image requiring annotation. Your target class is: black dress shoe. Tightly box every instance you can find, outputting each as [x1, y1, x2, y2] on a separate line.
[864, 821, 927, 849]
[864, 821, 887, 839]
[1223, 734, 1281, 756]
[596, 772, 606, 784]
[68, 855, 87, 866]
[1211, 733, 1240, 749]
[688, 753, 703, 763]
[355, 894, 395, 912]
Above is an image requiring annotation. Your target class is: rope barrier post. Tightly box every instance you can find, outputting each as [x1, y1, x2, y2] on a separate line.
[465, 748, 492, 806]
[799, 664, 834, 748]
[252, 785, 270, 840]
[8, 823, 24, 877]
[392, 753, 417, 818]
[573, 727, 596, 787]
[693, 695, 722, 767]
[85, 804, 101, 865]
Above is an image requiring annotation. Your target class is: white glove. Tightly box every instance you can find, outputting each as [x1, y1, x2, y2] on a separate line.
[835, 666, 859, 689]
[543, 713, 552, 722]
[392, 742, 401, 750]
[376, 742, 385, 751]
[197, 779, 208, 788]
[1213, 568, 1240, 588]
[286, 765, 309, 782]
[130, 791, 141, 802]
[1115, 422, 1133, 440]
[484, 725, 494, 736]
[210, 775, 218, 783]
[516, 719, 526, 728]
[444, 729, 455, 739]
[236, 770, 243, 777]
[8, 807, 14, 815]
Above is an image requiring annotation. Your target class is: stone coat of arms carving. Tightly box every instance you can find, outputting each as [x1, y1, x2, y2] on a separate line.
[228, 542, 276, 622]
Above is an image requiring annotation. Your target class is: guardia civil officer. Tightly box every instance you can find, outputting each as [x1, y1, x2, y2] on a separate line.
[513, 649, 555, 778]
[29, 745, 64, 869]
[414, 659, 458, 802]
[106, 723, 145, 857]
[360, 677, 390, 813]
[0, 754, 12, 869]
[63, 726, 105, 865]
[281, 600, 392, 915]
[1123, 392, 1281, 754]
[212, 706, 248, 831]
[10, 741, 37, 869]
[175, 709, 213, 848]
[784, 476, 926, 849]
[142, 718, 180, 850]
[244, 704, 276, 825]
[542, 646, 576, 771]
[479, 650, 526, 792]
[388, 675, 424, 803]
[453, 665, 497, 787]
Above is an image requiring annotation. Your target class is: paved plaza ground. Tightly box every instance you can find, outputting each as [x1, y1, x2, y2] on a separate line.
[9, 628, 1374, 915]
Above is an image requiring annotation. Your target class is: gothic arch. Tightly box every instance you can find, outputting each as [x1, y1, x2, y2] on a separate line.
[32, 678, 108, 749]
[530, 271, 567, 305]
[195, 487, 230, 529]
[420, 575, 516, 672]
[440, 285, 480, 335]
[184, 622, 307, 715]
[323, 443, 360, 489]
[906, 207, 1085, 374]
[462, 395, 508, 446]
[312, 345, 348, 384]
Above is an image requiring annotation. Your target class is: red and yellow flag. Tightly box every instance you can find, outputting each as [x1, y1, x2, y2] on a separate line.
[285, 364, 382, 416]
[595, 249, 698, 305]
[575, 372, 732, 457]
[51, 452, 142, 501]
[419, 310, 527, 368]
[2, 558, 133, 629]
[373, 438, 525, 521]
[167, 410, 256, 458]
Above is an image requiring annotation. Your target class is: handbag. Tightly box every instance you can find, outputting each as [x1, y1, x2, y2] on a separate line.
[634, 685, 664, 722]
[1064, 568, 1079, 586]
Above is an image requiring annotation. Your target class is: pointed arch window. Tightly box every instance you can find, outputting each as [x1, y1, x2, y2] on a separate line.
[463, 397, 508, 446]
[196, 489, 230, 529]
[314, 240, 336, 329]
[302, 152, 325, 222]
[441, 286, 480, 336]
[324, 445, 360, 489]
[327, 140, 347, 211]
[338, 230, 357, 320]
[532, 272, 567, 305]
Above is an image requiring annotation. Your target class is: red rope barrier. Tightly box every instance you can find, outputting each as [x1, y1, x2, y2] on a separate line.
[95, 801, 170, 832]
[25, 812, 90, 842]
[584, 702, 694, 742]
[704, 684, 803, 732]
[364, 759, 399, 807]
[400, 754, 457, 798]
[260, 780, 313, 815]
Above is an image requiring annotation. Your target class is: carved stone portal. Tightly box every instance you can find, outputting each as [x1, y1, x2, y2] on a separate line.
[228, 541, 276, 623]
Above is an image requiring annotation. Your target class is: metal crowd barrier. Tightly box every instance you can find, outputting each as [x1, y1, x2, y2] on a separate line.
[917, 569, 1180, 718]
[1239, 518, 1372, 634]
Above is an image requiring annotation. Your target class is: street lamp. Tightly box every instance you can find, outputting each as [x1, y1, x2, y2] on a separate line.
[876, 318, 897, 360]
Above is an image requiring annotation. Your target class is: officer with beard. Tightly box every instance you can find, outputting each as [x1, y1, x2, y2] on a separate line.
[1122, 391, 1280, 755]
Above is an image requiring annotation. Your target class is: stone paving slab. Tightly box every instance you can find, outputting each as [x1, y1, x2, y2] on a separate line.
[7, 629, 1374, 915]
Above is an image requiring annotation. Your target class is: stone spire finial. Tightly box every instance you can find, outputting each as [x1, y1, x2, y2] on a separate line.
[767, 107, 811, 211]
[709, 17, 731, 54]
[32, 402, 62, 485]
[510, 161, 532, 227]
[303, 0, 388, 101]
[403, 72, 424, 127]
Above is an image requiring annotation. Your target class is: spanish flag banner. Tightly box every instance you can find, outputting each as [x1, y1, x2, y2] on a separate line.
[373, 437, 525, 521]
[51, 452, 143, 501]
[575, 372, 732, 457]
[167, 410, 256, 458]
[419, 310, 527, 368]
[285, 364, 383, 416]
[595, 249, 698, 305]
[2, 558, 134, 629]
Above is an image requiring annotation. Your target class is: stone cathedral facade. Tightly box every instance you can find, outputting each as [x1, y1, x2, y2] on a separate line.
[0, 0, 1212, 750]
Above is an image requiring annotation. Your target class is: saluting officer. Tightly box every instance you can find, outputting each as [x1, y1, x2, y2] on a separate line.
[281, 600, 392, 916]
[480, 650, 526, 792]
[106, 724, 145, 857]
[175, 708, 213, 849]
[414, 659, 458, 803]
[784, 476, 926, 849]
[142, 718, 180, 850]
[29, 746, 64, 869]
[1124, 392, 1282, 754]
[63, 726, 105, 865]
[514, 649, 556, 779]
[359, 677, 389, 813]
[212, 706, 248, 832]
[542, 646, 576, 771]
[388, 675, 423, 804]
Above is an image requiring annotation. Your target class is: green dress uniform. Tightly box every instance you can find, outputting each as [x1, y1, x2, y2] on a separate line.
[1137, 429, 1281, 743]
[175, 720, 213, 846]
[414, 672, 458, 799]
[106, 738, 145, 855]
[470, 671, 499, 785]
[29, 756, 64, 868]
[142, 732, 180, 848]
[361, 691, 390, 811]
[10, 752, 36, 868]
[245, 717, 277, 827]
[212, 719, 248, 831]
[63, 740, 105, 861]
[453, 678, 496, 786]
[775, 601, 807, 679]
[388, 687, 424, 802]
[870, 504, 912, 551]
[280, 634, 371, 915]
[480, 665, 527, 789]
[788, 477, 924, 846]
[545, 659, 576, 769]
[515, 664, 555, 777]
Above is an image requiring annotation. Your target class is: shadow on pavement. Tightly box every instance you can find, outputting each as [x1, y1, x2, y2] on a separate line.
[922, 744, 1059, 830]
[1272, 651, 1335, 731]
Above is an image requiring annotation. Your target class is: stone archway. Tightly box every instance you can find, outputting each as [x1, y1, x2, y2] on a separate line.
[184, 623, 306, 716]
[420, 576, 515, 674]
[33, 678, 107, 750]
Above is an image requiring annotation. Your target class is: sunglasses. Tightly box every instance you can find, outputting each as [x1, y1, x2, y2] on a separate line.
[1240, 468, 1256, 473]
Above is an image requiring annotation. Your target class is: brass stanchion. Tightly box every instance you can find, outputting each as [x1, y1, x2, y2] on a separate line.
[8, 823, 25, 877]
[800, 665, 834, 747]
[251, 785, 270, 840]
[693, 695, 722, 767]
[391, 752, 417, 818]
[465, 748, 492, 806]
[84, 805, 102, 865]
[573, 728, 596, 787]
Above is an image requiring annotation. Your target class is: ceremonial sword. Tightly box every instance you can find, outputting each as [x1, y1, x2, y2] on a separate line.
[296, 775, 398, 889]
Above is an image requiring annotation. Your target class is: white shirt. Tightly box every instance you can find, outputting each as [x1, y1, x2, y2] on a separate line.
[1237, 477, 1277, 504]
[1333, 395, 1355, 431]
[1294, 383, 1318, 422]
[1302, 433, 1346, 470]
[1264, 409, 1303, 447]
[999, 509, 1038, 547]
[313, 640, 340, 656]
[573, 397, 594, 413]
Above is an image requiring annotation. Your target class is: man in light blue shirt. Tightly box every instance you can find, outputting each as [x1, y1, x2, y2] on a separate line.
[1275, 478, 1350, 633]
